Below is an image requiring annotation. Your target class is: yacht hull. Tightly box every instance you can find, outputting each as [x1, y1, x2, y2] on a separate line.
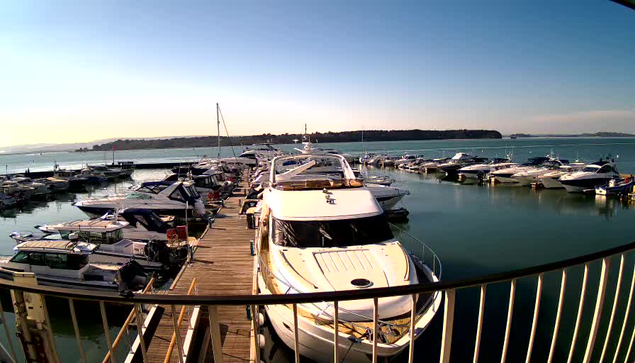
[258, 270, 442, 363]
[540, 176, 564, 189]
[561, 178, 612, 193]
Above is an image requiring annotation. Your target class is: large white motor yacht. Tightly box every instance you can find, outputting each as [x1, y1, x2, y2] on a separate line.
[560, 160, 621, 193]
[256, 154, 442, 362]
[75, 180, 206, 218]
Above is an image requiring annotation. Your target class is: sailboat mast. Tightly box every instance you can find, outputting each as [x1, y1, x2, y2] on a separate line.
[217, 103, 221, 159]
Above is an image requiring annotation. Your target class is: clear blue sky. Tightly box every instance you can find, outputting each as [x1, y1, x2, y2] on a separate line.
[1, 0, 634, 146]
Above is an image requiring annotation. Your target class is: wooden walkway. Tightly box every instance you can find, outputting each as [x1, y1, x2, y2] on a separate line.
[143, 183, 256, 363]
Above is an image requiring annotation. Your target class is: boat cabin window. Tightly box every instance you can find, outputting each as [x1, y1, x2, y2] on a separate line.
[170, 189, 186, 202]
[126, 192, 152, 200]
[10, 252, 88, 269]
[582, 166, 600, 172]
[272, 215, 394, 248]
[597, 165, 616, 174]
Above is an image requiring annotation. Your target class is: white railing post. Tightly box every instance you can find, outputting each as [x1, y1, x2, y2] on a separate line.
[612, 262, 635, 363]
[548, 270, 567, 363]
[600, 254, 624, 363]
[372, 297, 378, 363]
[333, 301, 339, 363]
[440, 289, 456, 363]
[207, 305, 224, 363]
[500, 279, 517, 363]
[525, 274, 544, 363]
[583, 257, 611, 363]
[567, 263, 589, 363]
[473, 285, 487, 363]
[293, 303, 300, 363]
[408, 294, 416, 363]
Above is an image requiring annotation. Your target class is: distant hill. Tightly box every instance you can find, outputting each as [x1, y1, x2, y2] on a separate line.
[83, 129, 502, 152]
[510, 132, 634, 138]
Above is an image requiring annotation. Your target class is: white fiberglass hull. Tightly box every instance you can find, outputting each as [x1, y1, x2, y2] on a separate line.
[258, 271, 441, 363]
[540, 176, 565, 189]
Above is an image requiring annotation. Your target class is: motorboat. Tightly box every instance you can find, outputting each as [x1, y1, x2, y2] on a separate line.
[12, 177, 49, 198]
[74, 180, 206, 218]
[395, 154, 418, 167]
[77, 168, 108, 184]
[511, 159, 569, 186]
[256, 153, 442, 362]
[53, 169, 90, 190]
[13, 213, 190, 272]
[88, 165, 121, 180]
[358, 152, 376, 164]
[364, 184, 410, 210]
[363, 174, 395, 186]
[239, 143, 284, 163]
[35, 209, 179, 242]
[110, 161, 136, 177]
[0, 241, 149, 292]
[538, 163, 586, 189]
[35, 177, 70, 193]
[490, 156, 551, 183]
[560, 160, 621, 193]
[596, 178, 634, 196]
[458, 159, 516, 181]
[0, 193, 17, 209]
[437, 153, 487, 175]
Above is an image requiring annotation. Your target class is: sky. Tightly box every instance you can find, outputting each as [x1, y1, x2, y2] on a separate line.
[1, 0, 634, 146]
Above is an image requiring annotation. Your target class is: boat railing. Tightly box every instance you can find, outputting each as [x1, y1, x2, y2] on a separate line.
[1, 241, 635, 362]
[391, 224, 442, 279]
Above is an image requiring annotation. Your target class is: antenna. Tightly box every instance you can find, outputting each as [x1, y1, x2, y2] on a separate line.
[216, 103, 221, 159]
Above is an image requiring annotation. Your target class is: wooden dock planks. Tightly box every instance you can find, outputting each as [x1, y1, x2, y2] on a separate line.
[144, 182, 256, 363]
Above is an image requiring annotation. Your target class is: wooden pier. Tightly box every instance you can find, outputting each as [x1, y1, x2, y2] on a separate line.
[139, 182, 257, 363]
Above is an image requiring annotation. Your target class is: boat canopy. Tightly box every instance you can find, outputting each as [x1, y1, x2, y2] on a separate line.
[265, 188, 382, 221]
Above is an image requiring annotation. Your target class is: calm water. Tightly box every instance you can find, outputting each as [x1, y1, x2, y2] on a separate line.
[1, 138, 635, 362]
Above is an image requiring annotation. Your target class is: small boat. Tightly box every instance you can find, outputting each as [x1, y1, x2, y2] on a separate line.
[0, 241, 149, 292]
[35, 177, 69, 193]
[395, 154, 418, 167]
[110, 161, 136, 177]
[0, 193, 17, 209]
[595, 178, 634, 196]
[88, 165, 121, 180]
[363, 174, 395, 186]
[53, 169, 90, 190]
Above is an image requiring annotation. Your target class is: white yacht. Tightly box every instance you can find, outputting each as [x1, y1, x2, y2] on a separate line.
[458, 159, 516, 180]
[256, 154, 442, 362]
[538, 163, 586, 189]
[75, 180, 206, 218]
[0, 241, 149, 292]
[560, 160, 621, 193]
[364, 184, 410, 210]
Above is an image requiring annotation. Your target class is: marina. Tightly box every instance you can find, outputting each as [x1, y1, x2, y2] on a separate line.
[0, 138, 634, 362]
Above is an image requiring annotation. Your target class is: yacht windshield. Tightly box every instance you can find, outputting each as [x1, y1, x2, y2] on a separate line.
[272, 215, 394, 248]
[582, 166, 600, 172]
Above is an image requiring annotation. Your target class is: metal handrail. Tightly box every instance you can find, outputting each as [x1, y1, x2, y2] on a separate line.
[0, 240, 634, 306]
